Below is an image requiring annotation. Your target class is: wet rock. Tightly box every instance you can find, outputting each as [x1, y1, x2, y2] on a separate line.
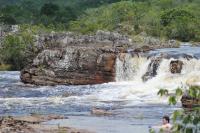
[91, 108, 112, 116]
[21, 47, 117, 85]
[21, 31, 132, 85]
[134, 45, 153, 53]
[182, 54, 193, 60]
[170, 60, 183, 74]
[142, 57, 162, 82]
[62, 92, 77, 97]
[181, 93, 200, 108]
[20, 30, 181, 85]
[14, 114, 65, 124]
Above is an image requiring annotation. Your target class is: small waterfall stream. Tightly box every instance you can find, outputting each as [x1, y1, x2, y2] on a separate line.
[116, 45, 200, 88]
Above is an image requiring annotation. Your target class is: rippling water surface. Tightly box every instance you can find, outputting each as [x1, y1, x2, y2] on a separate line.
[0, 72, 178, 133]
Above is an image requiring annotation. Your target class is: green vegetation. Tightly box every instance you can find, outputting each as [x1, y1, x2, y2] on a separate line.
[0, 0, 200, 70]
[0, 24, 53, 70]
[70, 0, 200, 42]
[155, 86, 200, 133]
[0, 0, 199, 41]
[0, 0, 121, 29]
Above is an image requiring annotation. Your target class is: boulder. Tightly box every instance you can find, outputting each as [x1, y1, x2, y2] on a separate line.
[134, 45, 153, 53]
[142, 57, 162, 82]
[91, 108, 112, 116]
[20, 31, 181, 85]
[181, 94, 200, 108]
[170, 60, 183, 74]
[21, 31, 134, 85]
[21, 46, 117, 85]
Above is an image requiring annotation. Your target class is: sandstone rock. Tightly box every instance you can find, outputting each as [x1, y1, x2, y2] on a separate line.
[0, 115, 92, 133]
[20, 31, 181, 85]
[134, 45, 153, 53]
[91, 108, 112, 116]
[14, 114, 65, 124]
[21, 47, 117, 85]
[170, 60, 183, 74]
[21, 31, 134, 85]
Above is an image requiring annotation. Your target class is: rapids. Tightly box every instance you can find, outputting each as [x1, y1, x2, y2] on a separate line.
[0, 44, 200, 133]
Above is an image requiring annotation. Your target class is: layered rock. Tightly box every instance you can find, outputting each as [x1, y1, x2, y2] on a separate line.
[142, 57, 162, 82]
[21, 30, 180, 85]
[21, 47, 117, 85]
[21, 31, 132, 85]
[0, 115, 92, 133]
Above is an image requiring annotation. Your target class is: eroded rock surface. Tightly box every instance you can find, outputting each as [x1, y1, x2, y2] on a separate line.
[21, 31, 180, 85]
[21, 47, 117, 85]
[0, 115, 92, 133]
[21, 31, 130, 85]
[170, 60, 183, 74]
[181, 93, 200, 108]
[142, 57, 162, 82]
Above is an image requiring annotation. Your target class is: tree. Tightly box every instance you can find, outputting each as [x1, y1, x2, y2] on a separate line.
[0, 15, 16, 24]
[40, 3, 59, 16]
[160, 8, 194, 26]
[154, 86, 200, 133]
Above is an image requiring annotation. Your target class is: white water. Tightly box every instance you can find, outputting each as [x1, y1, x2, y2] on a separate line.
[1, 48, 200, 109]
[1, 45, 200, 133]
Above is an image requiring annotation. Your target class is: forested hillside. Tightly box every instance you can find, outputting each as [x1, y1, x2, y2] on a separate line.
[0, 0, 199, 42]
[0, 0, 121, 28]
[70, 0, 200, 42]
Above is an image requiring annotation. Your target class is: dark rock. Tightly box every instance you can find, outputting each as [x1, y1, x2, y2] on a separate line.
[181, 93, 200, 108]
[182, 54, 193, 60]
[134, 45, 153, 53]
[142, 57, 162, 82]
[170, 60, 183, 74]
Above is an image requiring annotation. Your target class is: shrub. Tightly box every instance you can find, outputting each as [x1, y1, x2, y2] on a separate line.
[156, 86, 200, 133]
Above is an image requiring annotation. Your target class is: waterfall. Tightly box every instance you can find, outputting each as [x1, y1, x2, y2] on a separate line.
[115, 53, 200, 87]
[115, 54, 149, 82]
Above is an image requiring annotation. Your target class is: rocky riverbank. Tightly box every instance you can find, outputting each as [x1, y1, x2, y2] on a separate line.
[0, 114, 93, 133]
[20, 30, 180, 85]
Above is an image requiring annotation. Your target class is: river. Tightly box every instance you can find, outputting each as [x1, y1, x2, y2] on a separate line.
[0, 44, 200, 133]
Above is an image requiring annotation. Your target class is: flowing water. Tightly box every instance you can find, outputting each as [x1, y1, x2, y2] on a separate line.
[0, 44, 200, 133]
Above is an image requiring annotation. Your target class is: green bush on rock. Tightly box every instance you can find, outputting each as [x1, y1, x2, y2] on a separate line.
[156, 86, 200, 133]
[1, 35, 28, 70]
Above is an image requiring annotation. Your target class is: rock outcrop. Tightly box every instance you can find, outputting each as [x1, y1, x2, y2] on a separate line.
[170, 60, 183, 74]
[181, 93, 200, 108]
[0, 115, 92, 133]
[21, 31, 132, 85]
[21, 47, 117, 85]
[142, 57, 162, 82]
[20, 31, 180, 85]
[91, 108, 113, 116]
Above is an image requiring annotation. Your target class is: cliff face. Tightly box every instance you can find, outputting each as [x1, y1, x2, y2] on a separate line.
[20, 31, 179, 85]
[20, 31, 131, 85]
[21, 47, 117, 85]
